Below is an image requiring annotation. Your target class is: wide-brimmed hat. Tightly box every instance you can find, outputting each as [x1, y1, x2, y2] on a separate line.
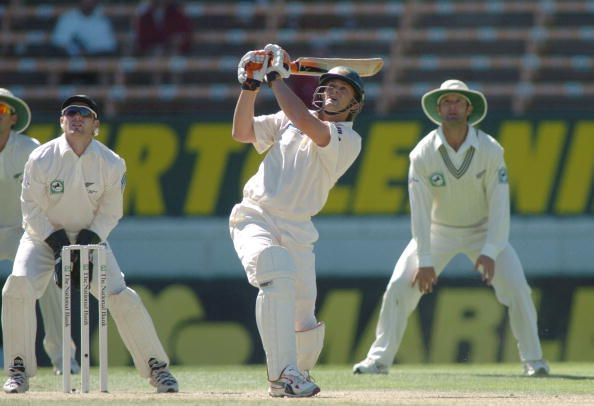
[0, 88, 31, 133]
[421, 79, 487, 126]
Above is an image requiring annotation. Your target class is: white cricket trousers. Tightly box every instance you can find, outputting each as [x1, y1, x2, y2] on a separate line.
[229, 201, 319, 332]
[0, 227, 76, 366]
[366, 223, 543, 365]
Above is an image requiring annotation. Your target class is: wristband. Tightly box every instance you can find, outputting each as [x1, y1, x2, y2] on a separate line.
[266, 71, 281, 86]
[241, 79, 261, 91]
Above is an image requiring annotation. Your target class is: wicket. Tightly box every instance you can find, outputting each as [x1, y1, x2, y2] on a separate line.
[61, 244, 108, 393]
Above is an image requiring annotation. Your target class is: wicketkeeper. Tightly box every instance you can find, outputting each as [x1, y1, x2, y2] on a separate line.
[230, 44, 365, 397]
[353, 80, 549, 377]
[2, 94, 178, 394]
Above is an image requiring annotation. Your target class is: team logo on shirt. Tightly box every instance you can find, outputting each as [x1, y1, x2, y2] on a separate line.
[50, 179, 64, 194]
[498, 167, 508, 184]
[429, 172, 446, 187]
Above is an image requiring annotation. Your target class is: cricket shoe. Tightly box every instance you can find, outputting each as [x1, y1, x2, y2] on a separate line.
[523, 359, 550, 377]
[268, 365, 320, 398]
[353, 358, 389, 375]
[148, 357, 179, 393]
[53, 356, 81, 375]
[3, 357, 29, 394]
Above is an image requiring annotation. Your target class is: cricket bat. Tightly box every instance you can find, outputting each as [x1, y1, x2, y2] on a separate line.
[290, 57, 384, 77]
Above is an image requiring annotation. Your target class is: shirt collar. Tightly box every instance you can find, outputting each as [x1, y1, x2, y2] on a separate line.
[309, 110, 354, 128]
[57, 134, 98, 158]
[5, 130, 18, 147]
[434, 126, 479, 153]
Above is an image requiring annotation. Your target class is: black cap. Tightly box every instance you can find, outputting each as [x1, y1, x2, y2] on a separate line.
[320, 66, 365, 103]
[61, 94, 98, 118]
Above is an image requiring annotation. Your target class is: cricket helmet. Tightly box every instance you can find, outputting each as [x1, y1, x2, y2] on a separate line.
[319, 66, 365, 103]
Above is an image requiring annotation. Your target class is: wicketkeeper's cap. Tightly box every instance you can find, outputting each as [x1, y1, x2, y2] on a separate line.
[0, 88, 31, 133]
[422, 79, 487, 126]
[61, 94, 99, 118]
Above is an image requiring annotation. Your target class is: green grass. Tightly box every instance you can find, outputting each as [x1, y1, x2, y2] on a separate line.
[1, 363, 594, 405]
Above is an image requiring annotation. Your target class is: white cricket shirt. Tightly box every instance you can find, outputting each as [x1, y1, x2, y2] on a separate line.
[0, 131, 39, 258]
[244, 110, 361, 220]
[21, 134, 126, 242]
[408, 127, 510, 267]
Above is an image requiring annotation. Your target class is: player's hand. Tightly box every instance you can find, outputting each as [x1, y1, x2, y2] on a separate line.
[264, 43, 291, 83]
[475, 255, 495, 285]
[412, 267, 437, 294]
[237, 50, 269, 91]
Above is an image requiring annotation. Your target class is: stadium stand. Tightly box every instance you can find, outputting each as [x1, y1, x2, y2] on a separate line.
[0, 0, 593, 117]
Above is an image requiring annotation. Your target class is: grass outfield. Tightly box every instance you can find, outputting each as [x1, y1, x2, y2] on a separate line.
[1, 363, 593, 405]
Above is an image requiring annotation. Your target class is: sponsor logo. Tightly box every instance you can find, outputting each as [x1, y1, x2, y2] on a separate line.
[475, 169, 486, 179]
[429, 172, 446, 187]
[50, 179, 64, 194]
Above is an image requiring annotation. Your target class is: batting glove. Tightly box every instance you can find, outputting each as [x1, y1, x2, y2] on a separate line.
[264, 43, 291, 84]
[237, 50, 269, 91]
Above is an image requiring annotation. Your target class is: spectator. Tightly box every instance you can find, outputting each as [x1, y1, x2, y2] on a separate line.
[51, 0, 117, 57]
[134, 0, 193, 56]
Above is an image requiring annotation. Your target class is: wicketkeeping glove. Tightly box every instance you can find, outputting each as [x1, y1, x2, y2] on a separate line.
[264, 43, 291, 84]
[50, 228, 102, 289]
[46, 229, 72, 289]
[237, 50, 269, 91]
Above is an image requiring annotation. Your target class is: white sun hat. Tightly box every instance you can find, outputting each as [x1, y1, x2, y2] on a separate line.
[421, 79, 487, 127]
[0, 88, 32, 133]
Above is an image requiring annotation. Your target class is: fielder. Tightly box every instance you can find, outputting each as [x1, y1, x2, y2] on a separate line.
[353, 80, 549, 377]
[2, 94, 178, 394]
[230, 44, 364, 397]
[0, 88, 80, 375]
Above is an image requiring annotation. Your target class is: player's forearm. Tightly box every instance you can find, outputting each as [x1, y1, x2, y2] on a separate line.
[22, 205, 55, 241]
[232, 90, 258, 143]
[269, 79, 330, 146]
[21, 166, 55, 240]
[482, 185, 510, 258]
[409, 165, 434, 267]
[89, 203, 122, 242]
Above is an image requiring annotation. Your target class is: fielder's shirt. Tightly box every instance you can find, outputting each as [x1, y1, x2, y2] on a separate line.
[0, 131, 39, 259]
[244, 110, 361, 220]
[408, 126, 510, 267]
[21, 135, 126, 242]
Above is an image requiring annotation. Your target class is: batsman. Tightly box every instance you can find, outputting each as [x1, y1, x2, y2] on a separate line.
[353, 80, 549, 377]
[230, 43, 366, 397]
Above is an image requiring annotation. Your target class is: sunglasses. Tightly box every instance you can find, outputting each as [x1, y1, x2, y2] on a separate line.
[0, 103, 15, 115]
[61, 105, 97, 119]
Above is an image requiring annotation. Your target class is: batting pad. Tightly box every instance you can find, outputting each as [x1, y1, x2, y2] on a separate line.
[1, 275, 37, 377]
[108, 287, 168, 378]
[255, 246, 297, 381]
[296, 321, 325, 372]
